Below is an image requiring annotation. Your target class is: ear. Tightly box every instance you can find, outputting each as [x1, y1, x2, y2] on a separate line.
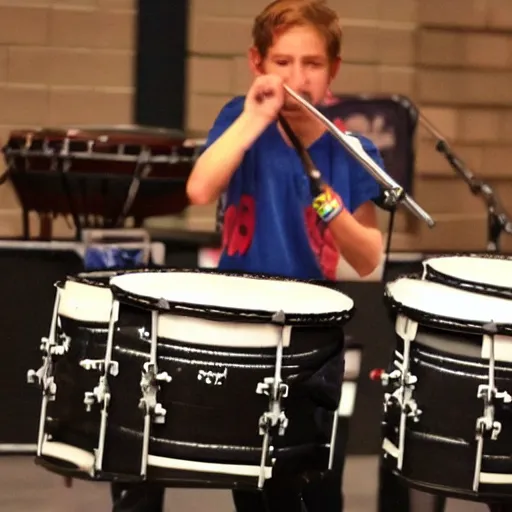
[329, 56, 342, 83]
[249, 46, 265, 76]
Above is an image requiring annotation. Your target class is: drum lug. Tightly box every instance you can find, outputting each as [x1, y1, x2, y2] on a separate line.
[384, 386, 422, 421]
[84, 376, 111, 412]
[256, 377, 289, 399]
[259, 410, 289, 437]
[138, 362, 172, 424]
[27, 367, 57, 399]
[477, 384, 512, 407]
[27, 331, 65, 399]
[40, 333, 70, 356]
[476, 415, 502, 441]
[475, 383, 511, 442]
[256, 377, 289, 435]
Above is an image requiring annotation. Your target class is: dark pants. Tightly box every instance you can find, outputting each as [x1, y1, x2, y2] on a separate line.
[232, 469, 343, 512]
[109, 436, 346, 512]
[233, 426, 347, 512]
[109, 475, 342, 512]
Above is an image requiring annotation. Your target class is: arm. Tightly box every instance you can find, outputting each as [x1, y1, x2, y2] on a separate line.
[186, 112, 269, 205]
[186, 75, 285, 206]
[314, 134, 385, 277]
[326, 200, 383, 277]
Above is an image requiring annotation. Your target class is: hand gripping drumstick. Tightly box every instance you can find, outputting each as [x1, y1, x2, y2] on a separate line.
[282, 85, 435, 228]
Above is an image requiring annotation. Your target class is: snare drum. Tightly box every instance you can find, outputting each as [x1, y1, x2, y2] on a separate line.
[422, 254, 512, 300]
[3, 126, 204, 233]
[379, 276, 512, 503]
[30, 269, 354, 489]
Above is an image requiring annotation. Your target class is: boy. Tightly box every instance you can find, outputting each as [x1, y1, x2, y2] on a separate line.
[187, 0, 383, 280]
[186, 1, 385, 510]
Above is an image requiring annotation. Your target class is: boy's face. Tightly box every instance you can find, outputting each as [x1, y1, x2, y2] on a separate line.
[250, 24, 340, 114]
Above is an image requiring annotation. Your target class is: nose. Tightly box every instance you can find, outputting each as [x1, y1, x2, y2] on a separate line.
[286, 61, 308, 91]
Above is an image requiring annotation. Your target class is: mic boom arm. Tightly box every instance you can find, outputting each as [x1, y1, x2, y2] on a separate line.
[283, 84, 435, 228]
[419, 113, 512, 252]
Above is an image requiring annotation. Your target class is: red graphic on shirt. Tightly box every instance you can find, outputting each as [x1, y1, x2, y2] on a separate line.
[304, 206, 340, 280]
[222, 195, 256, 256]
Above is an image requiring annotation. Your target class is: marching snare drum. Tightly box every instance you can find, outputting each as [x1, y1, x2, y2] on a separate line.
[30, 269, 354, 489]
[379, 276, 512, 503]
[422, 254, 512, 300]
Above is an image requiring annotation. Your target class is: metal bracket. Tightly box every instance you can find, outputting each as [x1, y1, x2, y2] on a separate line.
[26, 285, 63, 457]
[138, 310, 172, 479]
[81, 360, 119, 411]
[256, 377, 289, 436]
[138, 361, 172, 425]
[394, 315, 420, 471]
[80, 359, 119, 375]
[256, 310, 288, 489]
[473, 323, 512, 491]
[84, 376, 110, 412]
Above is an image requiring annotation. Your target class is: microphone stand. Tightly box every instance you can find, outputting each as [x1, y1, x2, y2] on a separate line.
[419, 114, 512, 253]
[283, 85, 435, 229]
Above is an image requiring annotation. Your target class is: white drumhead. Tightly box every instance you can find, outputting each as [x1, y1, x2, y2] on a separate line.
[424, 256, 512, 289]
[59, 276, 113, 323]
[109, 271, 354, 316]
[387, 277, 512, 325]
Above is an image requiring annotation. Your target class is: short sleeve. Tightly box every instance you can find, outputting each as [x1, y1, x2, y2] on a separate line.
[343, 134, 384, 213]
[203, 96, 245, 151]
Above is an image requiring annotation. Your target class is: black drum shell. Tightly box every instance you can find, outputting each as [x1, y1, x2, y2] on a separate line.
[44, 301, 345, 483]
[382, 322, 512, 502]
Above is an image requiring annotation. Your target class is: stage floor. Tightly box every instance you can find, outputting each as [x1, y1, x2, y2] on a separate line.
[0, 455, 486, 512]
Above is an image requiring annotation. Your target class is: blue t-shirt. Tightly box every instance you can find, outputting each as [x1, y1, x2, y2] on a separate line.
[205, 96, 384, 281]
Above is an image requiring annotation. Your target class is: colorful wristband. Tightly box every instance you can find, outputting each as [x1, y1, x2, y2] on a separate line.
[312, 187, 343, 223]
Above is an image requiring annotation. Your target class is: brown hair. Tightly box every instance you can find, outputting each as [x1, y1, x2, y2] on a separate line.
[252, 0, 342, 61]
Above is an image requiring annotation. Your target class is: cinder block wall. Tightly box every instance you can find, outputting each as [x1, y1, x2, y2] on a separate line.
[0, 0, 136, 237]
[186, 0, 512, 252]
[1, 1, 511, 251]
[415, 0, 512, 251]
